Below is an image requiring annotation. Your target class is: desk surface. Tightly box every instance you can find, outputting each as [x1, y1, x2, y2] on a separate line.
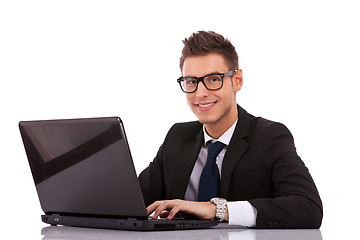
[41, 224, 322, 240]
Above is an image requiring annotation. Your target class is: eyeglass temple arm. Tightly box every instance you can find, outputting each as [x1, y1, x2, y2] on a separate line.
[224, 70, 237, 77]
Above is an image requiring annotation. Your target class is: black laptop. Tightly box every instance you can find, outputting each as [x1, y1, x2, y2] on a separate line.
[19, 117, 219, 231]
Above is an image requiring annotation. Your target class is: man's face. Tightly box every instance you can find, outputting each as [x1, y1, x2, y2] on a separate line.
[181, 53, 242, 130]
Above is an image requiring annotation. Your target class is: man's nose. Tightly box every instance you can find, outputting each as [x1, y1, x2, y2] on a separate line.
[195, 81, 209, 97]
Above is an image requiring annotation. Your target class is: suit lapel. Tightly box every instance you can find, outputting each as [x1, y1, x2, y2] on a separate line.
[170, 128, 204, 199]
[221, 106, 250, 198]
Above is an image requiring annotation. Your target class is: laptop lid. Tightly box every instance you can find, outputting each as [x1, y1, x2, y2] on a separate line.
[19, 117, 148, 220]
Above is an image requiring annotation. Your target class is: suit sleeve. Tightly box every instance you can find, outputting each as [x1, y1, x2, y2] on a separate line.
[248, 121, 323, 229]
[138, 124, 177, 207]
[138, 144, 165, 207]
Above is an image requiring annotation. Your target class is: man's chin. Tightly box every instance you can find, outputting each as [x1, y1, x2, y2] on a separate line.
[196, 117, 216, 125]
[192, 109, 218, 125]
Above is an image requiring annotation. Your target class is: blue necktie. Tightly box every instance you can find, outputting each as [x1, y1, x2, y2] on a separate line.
[198, 141, 225, 202]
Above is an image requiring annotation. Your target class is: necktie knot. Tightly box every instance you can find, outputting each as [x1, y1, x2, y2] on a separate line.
[207, 141, 225, 160]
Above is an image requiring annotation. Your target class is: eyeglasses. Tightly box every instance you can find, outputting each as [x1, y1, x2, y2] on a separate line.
[177, 70, 236, 93]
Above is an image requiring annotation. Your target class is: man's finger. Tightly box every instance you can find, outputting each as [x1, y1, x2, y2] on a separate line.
[146, 201, 163, 215]
[167, 205, 182, 220]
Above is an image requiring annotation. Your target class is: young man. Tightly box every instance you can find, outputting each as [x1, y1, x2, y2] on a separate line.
[138, 31, 323, 229]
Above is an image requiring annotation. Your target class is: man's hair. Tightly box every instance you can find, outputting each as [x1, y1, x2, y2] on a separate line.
[179, 31, 239, 71]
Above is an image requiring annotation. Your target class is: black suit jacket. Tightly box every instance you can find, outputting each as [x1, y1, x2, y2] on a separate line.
[138, 105, 323, 229]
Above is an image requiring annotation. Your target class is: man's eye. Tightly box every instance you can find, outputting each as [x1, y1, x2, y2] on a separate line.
[208, 76, 221, 82]
[185, 79, 197, 85]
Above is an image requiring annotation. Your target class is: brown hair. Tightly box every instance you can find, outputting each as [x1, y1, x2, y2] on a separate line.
[179, 31, 239, 71]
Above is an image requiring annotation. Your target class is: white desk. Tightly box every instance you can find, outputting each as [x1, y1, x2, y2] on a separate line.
[41, 224, 322, 240]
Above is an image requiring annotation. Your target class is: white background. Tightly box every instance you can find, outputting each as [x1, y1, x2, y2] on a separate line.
[1, 0, 359, 239]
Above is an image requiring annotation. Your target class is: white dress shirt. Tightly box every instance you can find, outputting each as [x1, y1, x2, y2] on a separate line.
[184, 120, 257, 227]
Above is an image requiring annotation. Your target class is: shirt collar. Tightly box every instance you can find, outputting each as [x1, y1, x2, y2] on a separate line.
[203, 119, 238, 146]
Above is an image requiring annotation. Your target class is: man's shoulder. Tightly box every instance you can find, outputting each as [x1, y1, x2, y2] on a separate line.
[249, 116, 293, 140]
[238, 105, 288, 135]
[161, 120, 203, 146]
[252, 116, 283, 129]
[173, 120, 202, 128]
[170, 121, 202, 134]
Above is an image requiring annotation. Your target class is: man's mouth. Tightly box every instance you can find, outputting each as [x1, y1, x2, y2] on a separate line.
[195, 101, 217, 108]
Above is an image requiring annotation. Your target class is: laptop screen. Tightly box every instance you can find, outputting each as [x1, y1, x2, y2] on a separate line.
[19, 117, 148, 219]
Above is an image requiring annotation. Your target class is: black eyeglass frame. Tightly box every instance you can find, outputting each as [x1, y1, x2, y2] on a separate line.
[177, 70, 236, 93]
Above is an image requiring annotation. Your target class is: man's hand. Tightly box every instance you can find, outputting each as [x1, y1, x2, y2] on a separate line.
[146, 199, 226, 220]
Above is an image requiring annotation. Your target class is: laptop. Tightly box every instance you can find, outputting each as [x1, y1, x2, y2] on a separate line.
[19, 117, 219, 231]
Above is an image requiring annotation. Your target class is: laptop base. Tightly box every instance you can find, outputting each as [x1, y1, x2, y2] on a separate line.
[42, 214, 219, 231]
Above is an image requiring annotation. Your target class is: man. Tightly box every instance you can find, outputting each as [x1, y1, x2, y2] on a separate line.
[138, 31, 323, 229]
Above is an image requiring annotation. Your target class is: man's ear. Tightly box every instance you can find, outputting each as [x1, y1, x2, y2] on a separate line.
[233, 69, 243, 92]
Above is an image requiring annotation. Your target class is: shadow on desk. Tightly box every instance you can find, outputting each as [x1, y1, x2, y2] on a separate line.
[41, 224, 322, 240]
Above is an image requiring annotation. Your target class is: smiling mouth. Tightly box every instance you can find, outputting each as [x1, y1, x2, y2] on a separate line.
[196, 101, 217, 108]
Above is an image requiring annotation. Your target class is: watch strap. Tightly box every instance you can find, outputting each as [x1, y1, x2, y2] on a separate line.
[211, 198, 227, 222]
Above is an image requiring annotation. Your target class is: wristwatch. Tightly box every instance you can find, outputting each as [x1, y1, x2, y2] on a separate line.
[210, 197, 227, 222]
